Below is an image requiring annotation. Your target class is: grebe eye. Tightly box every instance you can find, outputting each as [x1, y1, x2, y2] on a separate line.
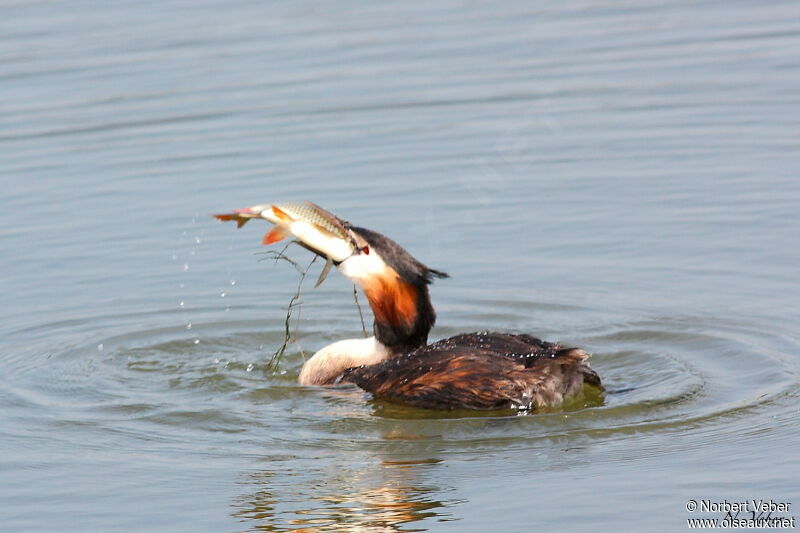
[362, 246, 369, 255]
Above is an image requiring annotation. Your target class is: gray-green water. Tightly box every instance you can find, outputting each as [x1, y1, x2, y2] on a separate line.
[2, 1, 799, 531]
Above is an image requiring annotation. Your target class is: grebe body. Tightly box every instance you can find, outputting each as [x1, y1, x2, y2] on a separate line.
[342, 332, 600, 410]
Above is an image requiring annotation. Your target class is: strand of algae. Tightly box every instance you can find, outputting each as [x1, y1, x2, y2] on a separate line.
[257, 244, 368, 372]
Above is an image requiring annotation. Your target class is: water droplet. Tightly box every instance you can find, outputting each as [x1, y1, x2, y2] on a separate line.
[194, 339, 200, 345]
[280, 370, 287, 375]
[246, 363, 254, 372]
[213, 358, 220, 364]
[179, 283, 185, 289]
[220, 292, 226, 298]
[230, 280, 236, 286]
[183, 264, 189, 272]
[186, 323, 192, 330]
[194, 236, 201, 244]
[97, 343, 104, 351]
[179, 301, 185, 307]
[171, 254, 177, 261]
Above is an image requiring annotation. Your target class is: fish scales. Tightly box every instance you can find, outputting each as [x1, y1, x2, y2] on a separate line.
[276, 202, 348, 239]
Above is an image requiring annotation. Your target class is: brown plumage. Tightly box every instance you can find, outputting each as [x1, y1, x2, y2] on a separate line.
[340, 332, 601, 410]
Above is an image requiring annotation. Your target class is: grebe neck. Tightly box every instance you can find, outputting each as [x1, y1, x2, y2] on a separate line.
[298, 336, 390, 386]
[363, 277, 436, 354]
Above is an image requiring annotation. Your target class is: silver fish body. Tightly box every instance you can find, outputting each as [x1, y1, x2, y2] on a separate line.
[266, 202, 349, 240]
[213, 201, 355, 266]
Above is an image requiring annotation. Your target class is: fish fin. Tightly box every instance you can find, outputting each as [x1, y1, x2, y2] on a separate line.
[315, 257, 334, 288]
[262, 226, 290, 245]
[213, 213, 250, 228]
[270, 205, 293, 223]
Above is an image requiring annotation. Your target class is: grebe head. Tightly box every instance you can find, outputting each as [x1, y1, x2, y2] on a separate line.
[338, 227, 447, 285]
[337, 226, 448, 354]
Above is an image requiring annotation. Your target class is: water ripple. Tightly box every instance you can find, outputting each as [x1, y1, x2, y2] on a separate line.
[5, 304, 797, 474]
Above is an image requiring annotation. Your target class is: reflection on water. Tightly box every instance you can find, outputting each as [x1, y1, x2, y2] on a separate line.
[231, 386, 603, 530]
[368, 385, 606, 420]
[235, 457, 453, 532]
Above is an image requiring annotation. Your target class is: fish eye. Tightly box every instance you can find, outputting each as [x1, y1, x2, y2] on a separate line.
[362, 246, 370, 255]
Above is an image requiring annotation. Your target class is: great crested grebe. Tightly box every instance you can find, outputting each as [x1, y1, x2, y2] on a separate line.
[215, 202, 602, 410]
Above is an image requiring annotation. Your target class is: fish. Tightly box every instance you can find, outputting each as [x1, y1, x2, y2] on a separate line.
[213, 202, 355, 287]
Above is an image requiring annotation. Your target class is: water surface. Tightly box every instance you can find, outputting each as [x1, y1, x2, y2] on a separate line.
[2, 1, 799, 531]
